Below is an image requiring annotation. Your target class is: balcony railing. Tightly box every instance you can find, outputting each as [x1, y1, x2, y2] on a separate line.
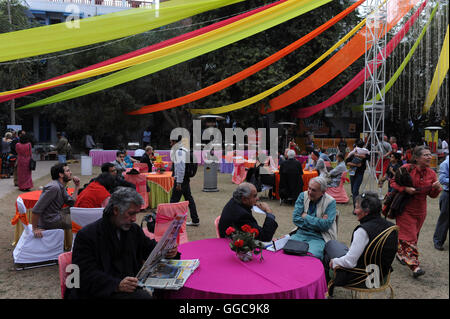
[47, 0, 159, 8]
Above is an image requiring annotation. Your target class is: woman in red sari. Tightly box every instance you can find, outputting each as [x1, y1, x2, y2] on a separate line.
[390, 146, 441, 278]
[15, 134, 33, 191]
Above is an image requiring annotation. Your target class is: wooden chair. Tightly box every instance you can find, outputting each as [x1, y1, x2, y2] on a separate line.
[327, 225, 399, 299]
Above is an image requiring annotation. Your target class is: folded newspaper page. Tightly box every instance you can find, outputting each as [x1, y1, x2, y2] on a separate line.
[136, 214, 199, 290]
[142, 259, 200, 290]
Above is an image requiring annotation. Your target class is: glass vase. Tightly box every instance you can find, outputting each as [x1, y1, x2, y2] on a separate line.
[237, 251, 253, 262]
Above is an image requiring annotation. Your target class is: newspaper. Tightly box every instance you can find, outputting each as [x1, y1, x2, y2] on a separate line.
[262, 234, 290, 251]
[136, 214, 199, 290]
[142, 259, 200, 290]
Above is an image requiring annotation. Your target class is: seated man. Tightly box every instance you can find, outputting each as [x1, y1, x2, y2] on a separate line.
[140, 146, 154, 172]
[323, 192, 397, 290]
[279, 149, 303, 203]
[31, 163, 80, 238]
[75, 172, 116, 208]
[101, 162, 136, 190]
[290, 177, 337, 259]
[113, 151, 127, 175]
[218, 182, 278, 242]
[67, 187, 179, 299]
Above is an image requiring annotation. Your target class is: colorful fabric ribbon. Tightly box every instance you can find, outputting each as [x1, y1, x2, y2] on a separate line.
[352, 4, 438, 112]
[17, 0, 330, 110]
[0, 0, 243, 62]
[0, 0, 282, 102]
[293, 0, 428, 118]
[189, 8, 366, 114]
[261, 0, 421, 114]
[423, 24, 449, 113]
[131, 0, 365, 115]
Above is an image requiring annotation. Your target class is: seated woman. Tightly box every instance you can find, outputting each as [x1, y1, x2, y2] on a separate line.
[257, 153, 277, 198]
[323, 192, 397, 291]
[327, 153, 347, 188]
[75, 173, 116, 208]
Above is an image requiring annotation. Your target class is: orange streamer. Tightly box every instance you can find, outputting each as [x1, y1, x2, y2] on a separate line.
[128, 0, 365, 115]
[262, 0, 421, 114]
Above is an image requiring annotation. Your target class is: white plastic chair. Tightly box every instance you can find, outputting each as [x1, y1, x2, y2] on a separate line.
[13, 197, 64, 270]
[70, 207, 104, 248]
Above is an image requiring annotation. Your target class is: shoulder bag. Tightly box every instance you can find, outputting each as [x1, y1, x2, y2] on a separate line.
[29, 144, 36, 171]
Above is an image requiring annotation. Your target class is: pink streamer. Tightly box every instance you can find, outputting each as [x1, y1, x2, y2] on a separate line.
[293, 0, 428, 118]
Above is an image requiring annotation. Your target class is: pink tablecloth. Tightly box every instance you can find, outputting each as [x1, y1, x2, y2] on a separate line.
[89, 149, 135, 166]
[164, 238, 327, 299]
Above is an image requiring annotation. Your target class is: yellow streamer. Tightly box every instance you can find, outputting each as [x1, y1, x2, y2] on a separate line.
[0, 0, 243, 62]
[190, 18, 366, 114]
[423, 24, 449, 114]
[1, 0, 312, 97]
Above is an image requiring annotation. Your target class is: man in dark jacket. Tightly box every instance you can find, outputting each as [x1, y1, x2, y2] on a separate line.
[279, 149, 303, 203]
[218, 182, 278, 242]
[67, 187, 178, 299]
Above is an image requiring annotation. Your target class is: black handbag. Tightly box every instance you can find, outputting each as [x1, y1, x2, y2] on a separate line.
[141, 211, 156, 233]
[28, 144, 36, 171]
[29, 158, 36, 171]
[283, 239, 309, 256]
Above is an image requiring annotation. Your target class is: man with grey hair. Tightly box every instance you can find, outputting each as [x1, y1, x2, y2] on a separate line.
[290, 176, 337, 259]
[67, 187, 179, 299]
[218, 182, 278, 242]
[279, 149, 303, 204]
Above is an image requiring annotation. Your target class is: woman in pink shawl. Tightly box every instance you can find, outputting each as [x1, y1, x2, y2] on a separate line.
[16, 134, 33, 191]
[390, 146, 441, 278]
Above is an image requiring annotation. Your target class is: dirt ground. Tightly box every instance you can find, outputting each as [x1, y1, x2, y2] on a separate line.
[0, 161, 448, 299]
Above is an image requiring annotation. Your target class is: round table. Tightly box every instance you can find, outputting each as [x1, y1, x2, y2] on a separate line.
[164, 238, 327, 299]
[143, 171, 175, 209]
[11, 189, 74, 250]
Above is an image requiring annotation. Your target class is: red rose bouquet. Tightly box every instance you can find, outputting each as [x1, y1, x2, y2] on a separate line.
[225, 225, 264, 262]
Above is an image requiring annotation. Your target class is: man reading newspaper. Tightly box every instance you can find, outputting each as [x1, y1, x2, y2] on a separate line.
[67, 187, 179, 299]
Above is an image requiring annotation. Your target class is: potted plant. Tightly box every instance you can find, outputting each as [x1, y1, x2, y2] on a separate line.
[225, 225, 264, 262]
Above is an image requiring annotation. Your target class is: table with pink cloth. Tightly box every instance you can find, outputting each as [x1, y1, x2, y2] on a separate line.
[164, 238, 328, 299]
[89, 149, 135, 166]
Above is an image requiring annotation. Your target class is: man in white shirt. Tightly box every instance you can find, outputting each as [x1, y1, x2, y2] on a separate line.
[323, 192, 397, 294]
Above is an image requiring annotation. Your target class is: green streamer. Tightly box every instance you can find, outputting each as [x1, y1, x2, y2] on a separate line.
[354, 4, 438, 112]
[0, 0, 243, 62]
[18, 0, 331, 110]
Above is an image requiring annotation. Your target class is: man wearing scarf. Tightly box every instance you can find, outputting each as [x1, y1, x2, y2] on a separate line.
[290, 177, 337, 260]
[67, 187, 178, 299]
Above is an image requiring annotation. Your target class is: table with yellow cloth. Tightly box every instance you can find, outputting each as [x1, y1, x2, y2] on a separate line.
[143, 171, 180, 209]
[11, 189, 74, 251]
[272, 170, 319, 200]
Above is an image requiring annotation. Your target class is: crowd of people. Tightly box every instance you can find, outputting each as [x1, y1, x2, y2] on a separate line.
[3, 126, 446, 299]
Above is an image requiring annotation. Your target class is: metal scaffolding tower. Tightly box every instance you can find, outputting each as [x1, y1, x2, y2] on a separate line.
[361, 0, 388, 196]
